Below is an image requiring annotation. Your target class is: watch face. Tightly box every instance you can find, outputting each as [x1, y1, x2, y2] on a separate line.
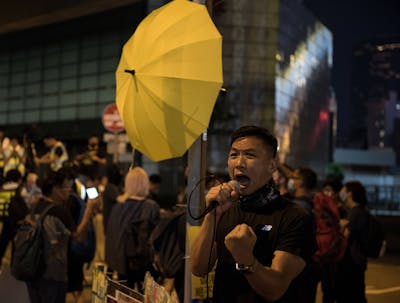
[235, 262, 254, 273]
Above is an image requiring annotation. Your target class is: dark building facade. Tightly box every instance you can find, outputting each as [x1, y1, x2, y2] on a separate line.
[208, 0, 333, 175]
[352, 39, 400, 164]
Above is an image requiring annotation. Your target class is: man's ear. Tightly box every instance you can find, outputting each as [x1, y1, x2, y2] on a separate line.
[269, 158, 277, 173]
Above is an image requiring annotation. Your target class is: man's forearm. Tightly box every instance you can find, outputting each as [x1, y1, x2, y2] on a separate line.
[242, 251, 305, 302]
[190, 214, 219, 276]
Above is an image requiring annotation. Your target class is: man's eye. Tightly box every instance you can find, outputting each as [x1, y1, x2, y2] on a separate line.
[229, 152, 237, 158]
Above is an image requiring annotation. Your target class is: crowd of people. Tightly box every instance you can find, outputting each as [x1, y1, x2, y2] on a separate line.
[0, 129, 187, 303]
[0, 125, 374, 303]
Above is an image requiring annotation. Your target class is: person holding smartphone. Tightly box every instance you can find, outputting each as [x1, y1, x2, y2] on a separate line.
[25, 167, 100, 303]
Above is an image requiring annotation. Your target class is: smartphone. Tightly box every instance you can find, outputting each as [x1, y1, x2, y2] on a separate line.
[86, 187, 99, 199]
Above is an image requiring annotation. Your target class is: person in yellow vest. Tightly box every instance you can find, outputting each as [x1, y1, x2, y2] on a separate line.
[3, 136, 26, 177]
[75, 135, 107, 180]
[36, 135, 69, 172]
[0, 129, 10, 184]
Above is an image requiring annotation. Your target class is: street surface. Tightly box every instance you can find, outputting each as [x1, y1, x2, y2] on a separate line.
[1, 252, 399, 302]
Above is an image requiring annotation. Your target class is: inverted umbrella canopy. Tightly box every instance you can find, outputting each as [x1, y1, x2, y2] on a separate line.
[115, 0, 223, 162]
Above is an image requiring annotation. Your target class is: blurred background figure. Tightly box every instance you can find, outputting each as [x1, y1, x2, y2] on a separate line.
[101, 164, 122, 235]
[0, 128, 10, 185]
[272, 163, 293, 199]
[3, 136, 26, 178]
[322, 178, 347, 219]
[148, 173, 162, 205]
[75, 135, 107, 183]
[176, 165, 188, 206]
[22, 127, 39, 176]
[35, 135, 69, 174]
[336, 180, 369, 303]
[25, 167, 98, 303]
[288, 166, 318, 212]
[0, 169, 24, 274]
[20, 172, 42, 209]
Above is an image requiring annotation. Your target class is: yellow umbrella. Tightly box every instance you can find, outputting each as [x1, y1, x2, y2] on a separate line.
[116, 0, 223, 162]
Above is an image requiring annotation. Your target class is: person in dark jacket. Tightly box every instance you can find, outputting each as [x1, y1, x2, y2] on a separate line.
[336, 181, 369, 303]
[105, 167, 159, 291]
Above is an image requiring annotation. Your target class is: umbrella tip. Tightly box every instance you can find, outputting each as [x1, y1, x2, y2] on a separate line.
[124, 69, 135, 76]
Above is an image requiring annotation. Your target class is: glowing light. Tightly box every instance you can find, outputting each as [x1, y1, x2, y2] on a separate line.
[319, 111, 329, 122]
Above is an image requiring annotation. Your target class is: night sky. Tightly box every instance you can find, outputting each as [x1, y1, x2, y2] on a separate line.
[303, 0, 400, 146]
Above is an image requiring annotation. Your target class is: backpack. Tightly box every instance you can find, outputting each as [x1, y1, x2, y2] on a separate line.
[124, 218, 156, 273]
[69, 194, 96, 263]
[11, 203, 55, 281]
[151, 209, 186, 278]
[312, 193, 347, 264]
[367, 213, 385, 258]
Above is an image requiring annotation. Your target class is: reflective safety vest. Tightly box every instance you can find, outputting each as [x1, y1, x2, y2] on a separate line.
[50, 141, 69, 171]
[3, 145, 25, 177]
[0, 137, 10, 169]
[0, 187, 16, 219]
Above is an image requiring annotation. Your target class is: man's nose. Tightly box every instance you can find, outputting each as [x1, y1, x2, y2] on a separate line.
[235, 154, 246, 167]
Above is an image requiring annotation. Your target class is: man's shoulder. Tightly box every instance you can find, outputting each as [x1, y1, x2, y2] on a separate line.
[278, 200, 314, 225]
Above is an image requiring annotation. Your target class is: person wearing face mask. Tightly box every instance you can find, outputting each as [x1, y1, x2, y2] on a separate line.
[283, 167, 320, 303]
[322, 179, 347, 219]
[191, 126, 316, 303]
[335, 181, 369, 303]
[287, 167, 317, 214]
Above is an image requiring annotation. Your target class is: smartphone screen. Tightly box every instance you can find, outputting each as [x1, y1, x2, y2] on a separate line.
[86, 187, 99, 199]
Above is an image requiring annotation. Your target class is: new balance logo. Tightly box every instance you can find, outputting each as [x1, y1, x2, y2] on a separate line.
[260, 225, 272, 232]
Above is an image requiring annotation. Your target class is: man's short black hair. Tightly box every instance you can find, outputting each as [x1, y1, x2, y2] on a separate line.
[344, 181, 367, 206]
[41, 167, 75, 196]
[323, 178, 343, 193]
[230, 125, 278, 157]
[297, 167, 317, 190]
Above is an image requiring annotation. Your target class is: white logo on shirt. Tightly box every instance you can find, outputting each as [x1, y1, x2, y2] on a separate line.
[260, 224, 273, 232]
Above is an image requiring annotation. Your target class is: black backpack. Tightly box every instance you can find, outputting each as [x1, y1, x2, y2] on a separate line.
[125, 218, 156, 272]
[367, 213, 385, 258]
[151, 209, 186, 278]
[11, 203, 54, 281]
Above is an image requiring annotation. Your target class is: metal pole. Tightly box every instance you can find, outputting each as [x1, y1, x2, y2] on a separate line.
[184, 2, 213, 302]
[113, 133, 119, 164]
[184, 131, 208, 303]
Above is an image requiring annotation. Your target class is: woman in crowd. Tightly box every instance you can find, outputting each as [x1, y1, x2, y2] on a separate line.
[105, 167, 159, 291]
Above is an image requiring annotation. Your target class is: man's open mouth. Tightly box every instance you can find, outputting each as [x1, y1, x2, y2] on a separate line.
[234, 174, 250, 189]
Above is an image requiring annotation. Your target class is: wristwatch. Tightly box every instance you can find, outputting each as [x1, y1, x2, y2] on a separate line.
[235, 257, 256, 274]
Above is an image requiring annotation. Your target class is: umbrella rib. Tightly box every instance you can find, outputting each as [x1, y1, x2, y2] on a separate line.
[139, 37, 221, 77]
[136, 77, 206, 154]
[139, 6, 212, 56]
[137, 75, 220, 117]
